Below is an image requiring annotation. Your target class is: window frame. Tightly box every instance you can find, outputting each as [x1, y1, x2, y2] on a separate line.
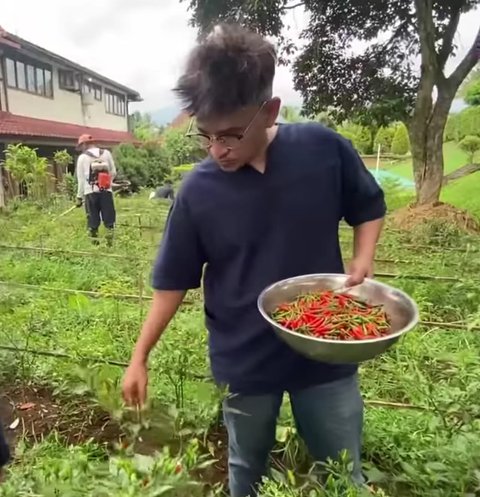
[105, 89, 126, 116]
[83, 80, 103, 101]
[58, 69, 80, 91]
[5, 55, 53, 99]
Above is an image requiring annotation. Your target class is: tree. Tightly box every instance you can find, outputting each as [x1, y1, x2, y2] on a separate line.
[280, 105, 305, 123]
[314, 110, 336, 130]
[465, 80, 480, 106]
[456, 106, 480, 139]
[181, 0, 480, 205]
[4, 144, 50, 200]
[337, 123, 372, 154]
[391, 123, 411, 155]
[0, 165, 5, 209]
[458, 66, 480, 98]
[458, 135, 480, 163]
[128, 111, 161, 141]
[374, 126, 396, 153]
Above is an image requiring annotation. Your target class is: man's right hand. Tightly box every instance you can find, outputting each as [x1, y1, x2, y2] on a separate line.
[75, 197, 83, 208]
[122, 362, 148, 406]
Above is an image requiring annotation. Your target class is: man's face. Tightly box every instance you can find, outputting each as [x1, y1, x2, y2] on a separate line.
[195, 99, 280, 172]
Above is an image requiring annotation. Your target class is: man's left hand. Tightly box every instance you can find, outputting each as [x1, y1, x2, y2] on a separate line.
[346, 257, 374, 286]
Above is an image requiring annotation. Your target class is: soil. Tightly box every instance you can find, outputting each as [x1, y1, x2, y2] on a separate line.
[391, 202, 480, 234]
[0, 385, 122, 450]
[0, 383, 229, 488]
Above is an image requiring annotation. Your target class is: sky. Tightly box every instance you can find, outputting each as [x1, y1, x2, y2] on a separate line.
[1, 0, 479, 114]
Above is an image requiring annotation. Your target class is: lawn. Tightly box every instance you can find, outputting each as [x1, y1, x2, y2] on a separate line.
[442, 170, 480, 219]
[385, 141, 471, 179]
[0, 190, 480, 496]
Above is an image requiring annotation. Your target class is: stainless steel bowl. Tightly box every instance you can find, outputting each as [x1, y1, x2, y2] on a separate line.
[258, 273, 419, 364]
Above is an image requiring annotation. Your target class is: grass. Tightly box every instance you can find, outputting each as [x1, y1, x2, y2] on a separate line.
[385, 142, 472, 180]
[441, 171, 480, 219]
[1, 190, 480, 496]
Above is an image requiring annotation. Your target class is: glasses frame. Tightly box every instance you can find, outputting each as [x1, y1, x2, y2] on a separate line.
[185, 101, 267, 151]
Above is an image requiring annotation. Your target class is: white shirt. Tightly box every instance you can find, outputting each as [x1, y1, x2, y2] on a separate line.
[76, 147, 117, 197]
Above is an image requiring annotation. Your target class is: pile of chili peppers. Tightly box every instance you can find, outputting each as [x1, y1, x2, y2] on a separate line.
[271, 290, 390, 341]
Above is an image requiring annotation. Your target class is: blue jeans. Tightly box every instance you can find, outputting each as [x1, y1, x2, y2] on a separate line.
[223, 374, 364, 497]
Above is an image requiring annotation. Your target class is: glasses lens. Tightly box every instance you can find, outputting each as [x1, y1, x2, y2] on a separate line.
[217, 135, 242, 149]
[196, 135, 211, 149]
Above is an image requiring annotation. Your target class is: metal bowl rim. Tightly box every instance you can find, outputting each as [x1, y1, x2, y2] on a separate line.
[257, 273, 420, 345]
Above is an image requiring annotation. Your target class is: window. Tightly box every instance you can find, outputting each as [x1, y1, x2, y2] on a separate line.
[59, 70, 80, 91]
[83, 80, 102, 101]
[26, 65, 35, 92]
[16, 61, 26, 90]
[44, 69, 53, 97]
[105, 89, 126, 116]
[36, 67, 44, 95]
[6, 58, 16, 87]
[5, 57, 53, 97]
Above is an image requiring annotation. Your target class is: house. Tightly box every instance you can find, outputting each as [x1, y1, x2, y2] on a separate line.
[0, 26, 142, 199]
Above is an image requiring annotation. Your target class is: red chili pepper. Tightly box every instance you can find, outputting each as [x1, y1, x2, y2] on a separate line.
[271, 290, 390, 341]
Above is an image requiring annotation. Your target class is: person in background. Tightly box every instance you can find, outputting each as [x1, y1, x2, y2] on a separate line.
[149, 181, 175, 201]
[75, 134, 117, 246]
[0, 419, 10, 480]
[122, 24, 386, 497]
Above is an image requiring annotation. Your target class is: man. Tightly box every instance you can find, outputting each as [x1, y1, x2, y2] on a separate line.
[149, 181, 175, 201]
[75, 134, 117, 246]
[122, 24, 386, 497]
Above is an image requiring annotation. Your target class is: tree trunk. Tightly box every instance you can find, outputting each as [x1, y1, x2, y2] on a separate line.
[410, 85, 457, 205]
[0, 165, 5, 209]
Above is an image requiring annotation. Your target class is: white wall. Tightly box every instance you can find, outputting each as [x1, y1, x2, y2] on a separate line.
[7, 64, 129, 132]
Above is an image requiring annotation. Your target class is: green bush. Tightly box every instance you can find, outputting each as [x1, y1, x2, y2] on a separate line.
[391, 123, 410, 155]
[374, 126, 396, 153]
[113, 142, 168, 192]
[465, 80, 480, 107]
[456, 106, 480, 140]
[444, 114, 460, 142]
[337, 123, 373, 154]
[458, 135, 480, 164]
[112, 126, 204, 192]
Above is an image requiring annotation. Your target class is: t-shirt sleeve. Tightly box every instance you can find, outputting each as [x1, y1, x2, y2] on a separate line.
[338, 136, 387, 226]
[152, 196, 206, 291]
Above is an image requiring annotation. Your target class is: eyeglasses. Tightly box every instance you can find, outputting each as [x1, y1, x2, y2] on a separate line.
[186, 102, 267, 151]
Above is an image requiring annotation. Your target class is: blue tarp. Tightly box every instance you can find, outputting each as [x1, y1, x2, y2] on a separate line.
[368, 169, 415, 189]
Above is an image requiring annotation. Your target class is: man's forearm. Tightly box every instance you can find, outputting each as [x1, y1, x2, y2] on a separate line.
[352, 217, 384, 262]
[131, 290, 186, 365]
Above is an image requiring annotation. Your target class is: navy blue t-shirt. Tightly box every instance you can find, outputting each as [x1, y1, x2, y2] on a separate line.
[152, 123, 386, 394]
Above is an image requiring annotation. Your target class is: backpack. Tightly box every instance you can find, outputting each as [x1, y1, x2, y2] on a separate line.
[85, 149, 112, 190]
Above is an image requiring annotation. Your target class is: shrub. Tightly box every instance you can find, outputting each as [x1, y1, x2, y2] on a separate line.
[465, 80, 480, 107]
[444, 114, 460, 142]
[112, 125, 204, 192]
[458, 135, 480, 164]
[4, 144, 50, 200]
[337, 123, 373, 154]
[374, 126, 396, 153]
[456, 106, 480, 140]
[391, 122, 410, 155]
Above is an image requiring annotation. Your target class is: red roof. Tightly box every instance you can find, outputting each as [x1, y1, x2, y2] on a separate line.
[0, 112, 136, 145]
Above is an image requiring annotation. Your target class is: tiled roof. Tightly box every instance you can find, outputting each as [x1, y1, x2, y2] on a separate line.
[0, 112, 136, 145]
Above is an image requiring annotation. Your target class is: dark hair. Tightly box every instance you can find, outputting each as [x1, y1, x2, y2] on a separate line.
[173, 24, 276, 119]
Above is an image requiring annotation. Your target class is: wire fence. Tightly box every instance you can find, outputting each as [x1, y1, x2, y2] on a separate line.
[1, 279, 478, 332]
[0, 244, 474, 267]
[0, 344, 462, 414]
